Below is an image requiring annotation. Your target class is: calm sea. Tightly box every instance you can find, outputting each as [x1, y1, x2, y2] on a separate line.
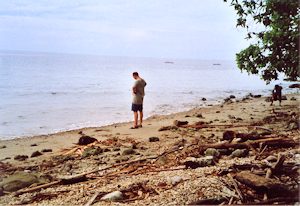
[0, 51, 294, 139]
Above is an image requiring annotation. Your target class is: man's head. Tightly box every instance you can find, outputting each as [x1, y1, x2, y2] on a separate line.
[132, 72, 139, 80]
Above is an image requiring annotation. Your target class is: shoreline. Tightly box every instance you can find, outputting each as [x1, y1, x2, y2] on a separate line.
[1, 85, 297, 140]
[0, 97, 223, 141]
[0, 93, 266, 141]
[0, 96, 227, 140]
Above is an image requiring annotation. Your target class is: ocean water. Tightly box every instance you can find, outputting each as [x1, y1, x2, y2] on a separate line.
[0, 51, 295, 139]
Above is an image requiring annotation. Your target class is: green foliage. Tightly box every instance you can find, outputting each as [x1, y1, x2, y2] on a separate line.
[224, 0, 300, 83]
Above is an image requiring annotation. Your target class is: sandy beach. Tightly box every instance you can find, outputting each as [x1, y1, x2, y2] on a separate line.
[0, 93, 299, 205]
[1, 0, 299, 205]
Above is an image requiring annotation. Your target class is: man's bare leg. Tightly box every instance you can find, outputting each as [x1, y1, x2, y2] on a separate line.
[139, 111, 143, 127]
[133, 112, 138, 127]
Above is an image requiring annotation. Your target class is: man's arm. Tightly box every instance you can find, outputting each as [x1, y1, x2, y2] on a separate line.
[132, 86, 137, 94]
[132, 81, 138, 94]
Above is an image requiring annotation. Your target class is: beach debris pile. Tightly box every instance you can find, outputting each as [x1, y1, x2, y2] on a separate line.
[0, 95, 299, 205]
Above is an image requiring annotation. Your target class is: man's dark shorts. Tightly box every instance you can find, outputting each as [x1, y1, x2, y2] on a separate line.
[132, 104, 143, 112]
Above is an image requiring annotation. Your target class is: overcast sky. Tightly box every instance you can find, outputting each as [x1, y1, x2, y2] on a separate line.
[0, 0, 249, 59]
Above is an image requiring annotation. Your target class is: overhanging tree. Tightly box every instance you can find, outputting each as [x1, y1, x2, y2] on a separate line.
[224, 0, 299, 83]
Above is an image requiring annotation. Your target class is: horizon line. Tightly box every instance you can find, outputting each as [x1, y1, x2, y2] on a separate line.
[0, 49, 236, 62]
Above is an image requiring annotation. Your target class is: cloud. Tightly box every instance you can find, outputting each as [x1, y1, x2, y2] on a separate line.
[0, 0, 248, 59]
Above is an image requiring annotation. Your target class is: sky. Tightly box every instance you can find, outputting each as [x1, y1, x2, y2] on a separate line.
[0, 0, 249, 60]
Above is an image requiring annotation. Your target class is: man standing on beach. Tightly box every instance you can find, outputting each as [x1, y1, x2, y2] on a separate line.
[131, 72, 147, 129]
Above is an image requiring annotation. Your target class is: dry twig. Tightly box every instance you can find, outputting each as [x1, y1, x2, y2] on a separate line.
[227, 174, 244, 201]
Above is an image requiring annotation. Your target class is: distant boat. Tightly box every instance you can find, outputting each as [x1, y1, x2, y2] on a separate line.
[164, 61, 174, 64]
[213, 63, 221, 66]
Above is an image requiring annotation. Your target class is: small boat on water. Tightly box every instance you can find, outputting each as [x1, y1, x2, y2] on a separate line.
[164, 61, 174, 64]
[213, 63, 221, 66]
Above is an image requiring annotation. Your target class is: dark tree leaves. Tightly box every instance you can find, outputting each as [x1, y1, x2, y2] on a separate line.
[225, 0, 300, 83]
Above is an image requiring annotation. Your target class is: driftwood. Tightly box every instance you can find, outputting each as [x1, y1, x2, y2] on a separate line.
[228, 196, 234, 205]
[227, 174, 243, 201]
[272, 154, 285, 172]
[58, 137, 293, 189]
[235, 171, 289, 195]
[70, 146, 186, 180]
[180, 124, 250, 130]
[235, 133, 272, 142]
[25, 139, 289, 196]
[54, 155, 159, 185]
[264, 166, 273, 200]
[15, 180, 61, 196]
[14, 146, 187, 196]
[253, 126, 273, 132]
[264, 153, 287, 198]
[184, 138, 295, 167]
[180, 124, 274, 132]
[13, 137, 295, 199]
[194, 137, 296, 153]
[255, 145, 268, 159]
[61, 175, 88, 185]
[15, 175, 89, 196]
[230, 163, 263, 171]
[84, 191, 100, 206]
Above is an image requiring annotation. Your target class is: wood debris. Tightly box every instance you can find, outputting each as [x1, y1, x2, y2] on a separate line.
[0, 95, 299, 205]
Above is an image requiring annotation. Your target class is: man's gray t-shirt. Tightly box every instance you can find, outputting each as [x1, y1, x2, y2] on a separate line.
[132, 79, 146, 104]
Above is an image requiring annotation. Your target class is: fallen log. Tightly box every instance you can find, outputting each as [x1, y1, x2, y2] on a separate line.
[15, 180, 61, 196]
[198, 137, 296, 151]
[235, 171, 289, 196]
[247, 137, 296, 148]
[15, 174, 89, 196]
[61, 175, 88, 185]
